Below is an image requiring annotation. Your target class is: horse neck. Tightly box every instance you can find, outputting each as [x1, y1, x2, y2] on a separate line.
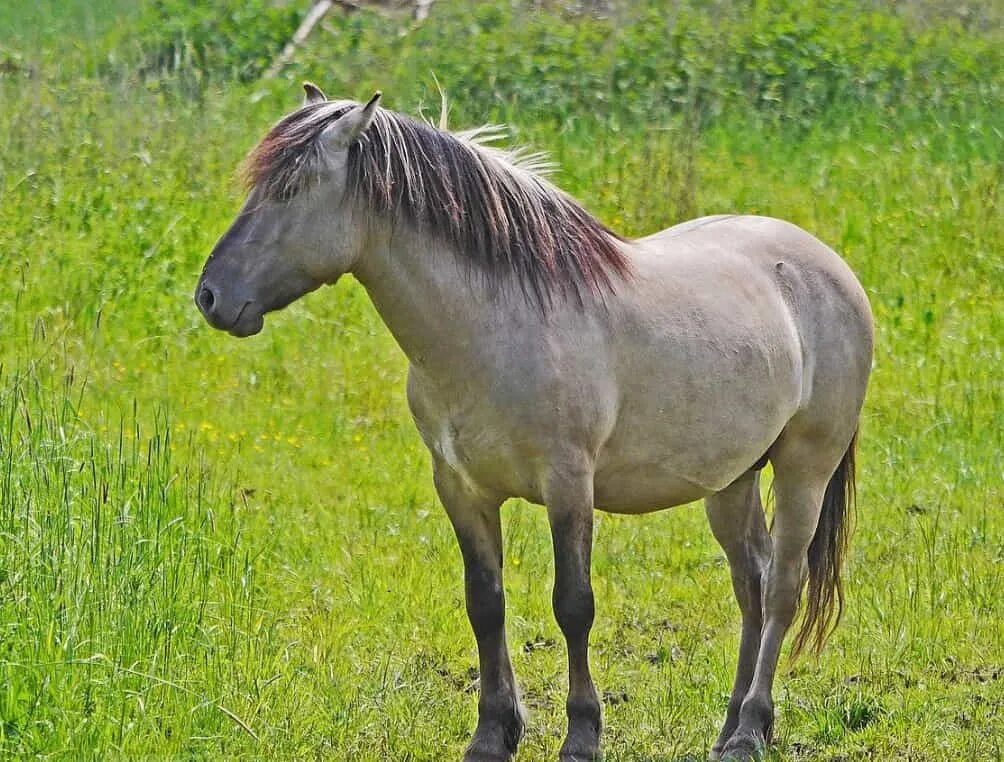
[350, 218, 531, 377]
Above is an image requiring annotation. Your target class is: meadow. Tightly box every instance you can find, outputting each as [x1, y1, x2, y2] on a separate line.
[0, 1, 1001, 759]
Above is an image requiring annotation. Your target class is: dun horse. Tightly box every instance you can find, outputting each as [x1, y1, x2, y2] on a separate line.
[195, 86, 872, 761]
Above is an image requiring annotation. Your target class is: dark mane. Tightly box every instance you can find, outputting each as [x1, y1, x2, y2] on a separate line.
[244, 101, 631, 309]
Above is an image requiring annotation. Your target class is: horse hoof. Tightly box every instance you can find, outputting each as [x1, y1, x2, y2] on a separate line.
[720, 732, 766, 762]
[463, 736, 516, 762]
[462, 700, 526, 762]
[463, 732, 515, 762]
[558, 741, 602, 762]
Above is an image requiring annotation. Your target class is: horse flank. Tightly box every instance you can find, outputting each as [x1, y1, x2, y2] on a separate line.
[243, 101, 630, 309]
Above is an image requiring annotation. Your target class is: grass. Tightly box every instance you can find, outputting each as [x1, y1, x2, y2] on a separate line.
[0, 1, 1001, 759]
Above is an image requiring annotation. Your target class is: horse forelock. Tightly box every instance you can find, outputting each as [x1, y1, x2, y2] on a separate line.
[243, 101, 631, 309]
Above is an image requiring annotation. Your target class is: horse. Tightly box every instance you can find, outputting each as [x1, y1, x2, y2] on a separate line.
[195, 84, 873, 762]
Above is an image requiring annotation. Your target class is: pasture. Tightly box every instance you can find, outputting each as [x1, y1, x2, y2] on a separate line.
[0, 1, 1001, 759]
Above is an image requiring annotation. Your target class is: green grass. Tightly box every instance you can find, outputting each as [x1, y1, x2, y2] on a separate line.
[0, 1, 1001, 759]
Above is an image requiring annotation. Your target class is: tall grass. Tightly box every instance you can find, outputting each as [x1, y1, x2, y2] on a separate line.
[0, 363, 271, 755]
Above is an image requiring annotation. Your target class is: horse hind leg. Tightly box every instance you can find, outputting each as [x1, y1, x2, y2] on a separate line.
[720, 424, 857, 761]
[545, 462, 603, 762]
[705, 469, 771, 760]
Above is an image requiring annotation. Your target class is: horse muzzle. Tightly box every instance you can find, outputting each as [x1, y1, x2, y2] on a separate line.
[195, 277, 265, 337]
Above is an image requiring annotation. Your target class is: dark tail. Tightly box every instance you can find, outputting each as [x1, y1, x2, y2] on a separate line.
[790, 431, 857, 658]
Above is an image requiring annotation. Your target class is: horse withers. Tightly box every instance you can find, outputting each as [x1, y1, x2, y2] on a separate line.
[195, 85, 873, 761]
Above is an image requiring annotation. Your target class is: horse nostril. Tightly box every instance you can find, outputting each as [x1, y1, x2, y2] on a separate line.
[198, 283, 217, 314]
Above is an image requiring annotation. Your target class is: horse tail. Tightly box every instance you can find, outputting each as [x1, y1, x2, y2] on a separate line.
[790, 430, 857, 658]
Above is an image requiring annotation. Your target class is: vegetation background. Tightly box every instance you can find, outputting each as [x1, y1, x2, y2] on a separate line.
[0, 0, 1000, 758]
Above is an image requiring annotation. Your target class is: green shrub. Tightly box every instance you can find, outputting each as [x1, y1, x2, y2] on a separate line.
[290, 0, 999, 127]
[97, 0, 1000, 127]
[126, 0, 302, 82]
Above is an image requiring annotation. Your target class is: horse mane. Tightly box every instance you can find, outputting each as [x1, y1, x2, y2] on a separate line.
[243, 100, 631, 309]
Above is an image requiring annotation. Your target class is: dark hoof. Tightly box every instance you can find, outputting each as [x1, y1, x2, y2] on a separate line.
[559, 751, 601, 762]
[710, 713, 740, 760]
[464, 733, 517, 762]
[559, 695, 601, 761]
[720, 732, 767, 761]
[719, 696, 773, 760]
[463, 751, 512, 762]
[558, 729, 601, 761]
[463, 701, 526, 762]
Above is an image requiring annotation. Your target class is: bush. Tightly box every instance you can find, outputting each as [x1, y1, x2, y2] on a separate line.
[289, 0, 999, 127]
[111, 0, 1000, 127]
[127, 0, 302, 82]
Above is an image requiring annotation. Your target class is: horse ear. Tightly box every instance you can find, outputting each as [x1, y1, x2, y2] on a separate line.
[303, 81, 328, 106]
[321, 91, 382, 151]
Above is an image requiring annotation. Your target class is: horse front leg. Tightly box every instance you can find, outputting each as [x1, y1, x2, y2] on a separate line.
[546, 467, 602, 762]
[435, 465, 526, 762]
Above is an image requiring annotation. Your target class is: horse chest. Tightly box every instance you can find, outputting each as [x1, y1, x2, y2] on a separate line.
[408, 374, 546, 500]
[436, 416, 543, 500]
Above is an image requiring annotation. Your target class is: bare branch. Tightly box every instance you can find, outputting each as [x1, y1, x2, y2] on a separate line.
[414, 0, 434, 21]
[265, 0, 344, 79]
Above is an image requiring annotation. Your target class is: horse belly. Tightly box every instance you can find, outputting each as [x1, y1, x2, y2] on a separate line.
[593, 465, 712, 514]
